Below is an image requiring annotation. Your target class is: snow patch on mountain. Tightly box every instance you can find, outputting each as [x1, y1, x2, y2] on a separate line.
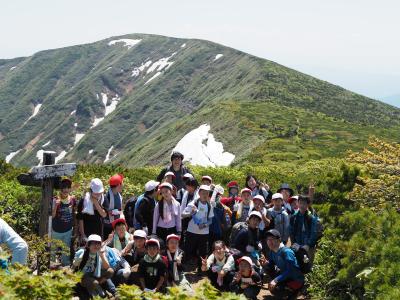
[74, 133, 85, 145]
[42, 140, 51, 147]
[5, 149, 21, 163]
[173, 124, 235, 167]
[214, 54, 223, 61]
[108, 39, 141, 49]
[55, 150, 67, 163]
[145, 72, 162, 85]
[146, 53, 175, 74]
[27, 103, 42, 121]
[104, 146, 114, 163]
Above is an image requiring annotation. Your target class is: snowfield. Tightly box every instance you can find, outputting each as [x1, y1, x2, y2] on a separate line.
[5, 149, 21, 163]
[108, 39, 141, 49]
[55, 150, 67, 163]
[146, 53, 175, 74]
[27, 103, 42, 121]
[173, 124, 235, 167]
[145, 72, 162, 85]
[214, 54, 224, 61]
[104, 146, 114, 163]
[42, 141, 51, 147]
[74, 133, 85, 145]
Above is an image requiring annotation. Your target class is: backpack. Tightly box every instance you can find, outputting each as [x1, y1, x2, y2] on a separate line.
[229, 221, 248, 245]
[123, 196, 137, 228]
[293, 247, 312, 274]
[281, 247, 312, 274]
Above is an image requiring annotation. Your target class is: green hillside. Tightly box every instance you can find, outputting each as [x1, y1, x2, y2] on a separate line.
[0, 33, 399, 166]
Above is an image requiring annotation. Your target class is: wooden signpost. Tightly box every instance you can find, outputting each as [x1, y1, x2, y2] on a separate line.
[17, 151, 76, 272]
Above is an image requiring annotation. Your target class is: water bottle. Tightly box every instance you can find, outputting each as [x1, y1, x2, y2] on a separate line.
[303, 255, 309, 264]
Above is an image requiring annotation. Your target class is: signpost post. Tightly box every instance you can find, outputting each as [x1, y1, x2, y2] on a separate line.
[17, 151, 76, 272]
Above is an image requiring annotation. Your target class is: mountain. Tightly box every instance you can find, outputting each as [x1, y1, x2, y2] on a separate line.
[0, 33, 399, 167]
[381, 94, 400, 108]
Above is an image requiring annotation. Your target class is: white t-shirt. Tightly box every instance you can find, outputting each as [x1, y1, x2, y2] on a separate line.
[186, 200, 214, 235]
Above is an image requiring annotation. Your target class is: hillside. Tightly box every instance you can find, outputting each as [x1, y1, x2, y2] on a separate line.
[0, 33, 399, 167]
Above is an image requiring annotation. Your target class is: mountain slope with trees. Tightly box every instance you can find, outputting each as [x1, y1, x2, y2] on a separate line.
[0, 33, 399, 167]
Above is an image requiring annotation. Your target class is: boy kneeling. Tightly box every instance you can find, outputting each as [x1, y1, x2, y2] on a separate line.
[262, 229, 304, 298]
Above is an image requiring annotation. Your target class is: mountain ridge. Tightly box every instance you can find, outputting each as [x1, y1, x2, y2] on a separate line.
[0, 33, 399, 167]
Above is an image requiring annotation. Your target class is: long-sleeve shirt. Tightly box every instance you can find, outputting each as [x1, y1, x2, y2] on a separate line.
[290, 211, 318, 247]
[267, 207, 290, 243]
[0, 218, 28, 265]
[266, 244, 304, 283]
[153, 199, 182, 233]
[206, 253, 235, 272]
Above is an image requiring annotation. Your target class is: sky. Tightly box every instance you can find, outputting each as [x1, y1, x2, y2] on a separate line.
[1, 0, 399, 106]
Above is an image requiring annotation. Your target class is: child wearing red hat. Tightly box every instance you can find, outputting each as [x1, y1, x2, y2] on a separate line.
[102, 174, 124, 240]
[138, 238, 167, 293]
[165, 234, 192, 292]
[230, 256, 261, 299]
[104, 218, 132, 254]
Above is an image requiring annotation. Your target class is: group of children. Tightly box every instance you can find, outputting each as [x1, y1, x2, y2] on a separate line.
[50, 152, 321, 299]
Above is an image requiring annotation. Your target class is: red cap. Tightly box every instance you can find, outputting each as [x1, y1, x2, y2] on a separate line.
[227, 181, 238, 188]
[112, 218, 127, 229]
[109, 174, 124, 186]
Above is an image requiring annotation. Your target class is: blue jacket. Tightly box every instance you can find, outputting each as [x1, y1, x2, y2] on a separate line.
[209, 205, 224, 237]
[267, 246, 304, 283]
[0, 218, 28, 265]
[290, 210, 318, 247]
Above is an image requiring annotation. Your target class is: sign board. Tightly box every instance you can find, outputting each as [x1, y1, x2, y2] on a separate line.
[30, 163, 76, 180]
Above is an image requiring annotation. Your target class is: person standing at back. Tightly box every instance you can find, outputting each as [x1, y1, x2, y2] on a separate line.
[157, 152, 192, 190]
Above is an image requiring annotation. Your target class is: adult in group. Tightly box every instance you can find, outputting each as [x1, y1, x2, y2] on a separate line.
[77, 178, 107, 243]
[134, 180, 159, 235]
[0, 218, 28, 265]
[245, 175, 272, 204]
[157, 151, 191, 190]
[261, 229, 304, 298]
[102, 174, 124, 240]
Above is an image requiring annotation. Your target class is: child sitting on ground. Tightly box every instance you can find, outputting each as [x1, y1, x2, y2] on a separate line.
[165, 234, 192, 292]
[201, 240, 235, 291]
[230, 256, 261, 300]
[138, 238, 167, 293]
[72, 234, 114, 298]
